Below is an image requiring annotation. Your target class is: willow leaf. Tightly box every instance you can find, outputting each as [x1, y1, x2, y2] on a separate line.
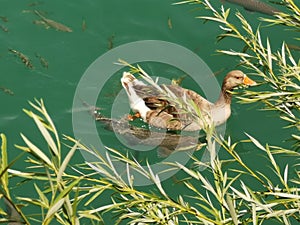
[54, 177, 82, 206]
[57, 141, 78, 184]
[20, 133, 52, 167]
[44, 198, 65, 225]
[245, 133, 266, 151]
[34, 183, 49, 208]
[39, 99, 61, 155]
[0, 134, 9, 196]
[32, 113, 59, 159]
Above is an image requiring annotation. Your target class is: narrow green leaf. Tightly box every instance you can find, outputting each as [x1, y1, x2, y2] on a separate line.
[39, 99, 61, 156]
[44, 198, 65, 224]
[252, 203, 257, 225]
[54, 177, 82, 205]
[20, 133, 53, 167]
[225, 194, 238, 225]
[146, 162, 168, 198]
[281, 42, 286, 66]
[82, 203, 118, 214]
[79, 211, 103, 221]
[245, 133, 266, 151]
[28, 100, 44, 114]
[84, 188, 105, 206]
[34, 183, 49, 208]
[57, 141, 78, 183]
[266, 38, 273, 71]
[71, 188, 80, 225]
[198, 16, 225, 23]
[284, 164, 289, 185]
[266, 192, 300, 199]
[32, 113, 59, 159]
[0, 133, 9, 196]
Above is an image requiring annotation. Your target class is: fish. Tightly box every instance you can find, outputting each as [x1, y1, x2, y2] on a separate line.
[33, 19, 50, 29]
[0, 16, 8, 22]
[28, 1, 43, 7]
[168, 17, 173, 29]
[9, 49, 34, 69]
[82, 18, 86, 31]
[287, 44, 300, 52]
[34, 10, 73, 32]
[108, 35, 115, 50]
[35, 53, 48, 68]
[0, 86, 14, 96]
[0, 24, 8, 32]
[222, 0, 281, 16]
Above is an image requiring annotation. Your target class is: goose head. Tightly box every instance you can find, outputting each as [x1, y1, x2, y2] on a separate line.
[222, 70, 257, 91]
[218, 70, 257, 104]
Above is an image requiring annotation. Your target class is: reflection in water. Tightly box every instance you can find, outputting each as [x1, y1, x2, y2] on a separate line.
[84, 101, 206, 157]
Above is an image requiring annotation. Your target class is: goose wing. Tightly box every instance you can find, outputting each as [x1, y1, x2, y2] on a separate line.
[132, 84, 213, 113]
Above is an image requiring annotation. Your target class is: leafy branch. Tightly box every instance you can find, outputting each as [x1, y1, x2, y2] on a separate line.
[263, 0, 300, 32]
[175, 0, 300, 147]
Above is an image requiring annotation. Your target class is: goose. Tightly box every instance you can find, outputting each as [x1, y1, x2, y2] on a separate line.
[121, 70, 256, 131]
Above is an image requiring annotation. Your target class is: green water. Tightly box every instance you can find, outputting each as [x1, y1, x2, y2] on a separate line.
[1, 0, 298, 224]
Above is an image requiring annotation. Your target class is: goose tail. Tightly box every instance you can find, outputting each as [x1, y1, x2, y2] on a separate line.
[121, 72, 150, 120]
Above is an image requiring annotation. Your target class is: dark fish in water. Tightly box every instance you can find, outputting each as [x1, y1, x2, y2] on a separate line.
[108, 35, 115, 50]
[9, 49, 34, 69]
[287, 44, 300, 52]
[34, 10, 73, 32]
[35, 53, 48, 68]
[0, 24, 8, 32]
[0, 86, 14, 96]
[33, 19, 50, 29]
[82, 18, 86, 31]
[28, 1, 43, 7]
[222, 0, 281, 15]
[168, 17, 173, 29]
[0, 15, 8, 22]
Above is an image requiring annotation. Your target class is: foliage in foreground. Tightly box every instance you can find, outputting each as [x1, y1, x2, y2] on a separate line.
[0, 0, 299, 224]
[0, 98, 299, 224]
[175, 0, 300, 146]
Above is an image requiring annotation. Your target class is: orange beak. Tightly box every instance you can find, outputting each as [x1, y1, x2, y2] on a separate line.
[243, 75, 257, 86]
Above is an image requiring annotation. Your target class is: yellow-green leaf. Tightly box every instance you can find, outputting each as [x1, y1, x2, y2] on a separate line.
[32, 113, 59, 158]
[20, 133, 52, 167]
[0, 133, 9, 196]
[44, 198, 65, 224]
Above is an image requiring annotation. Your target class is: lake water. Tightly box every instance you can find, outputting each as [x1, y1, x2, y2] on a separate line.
[0, 0, 298, 224]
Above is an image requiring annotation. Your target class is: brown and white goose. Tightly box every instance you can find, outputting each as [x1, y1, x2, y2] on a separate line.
[121, 70, 256, 131]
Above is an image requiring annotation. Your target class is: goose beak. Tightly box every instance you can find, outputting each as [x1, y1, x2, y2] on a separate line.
[243, 75, 257, 86]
